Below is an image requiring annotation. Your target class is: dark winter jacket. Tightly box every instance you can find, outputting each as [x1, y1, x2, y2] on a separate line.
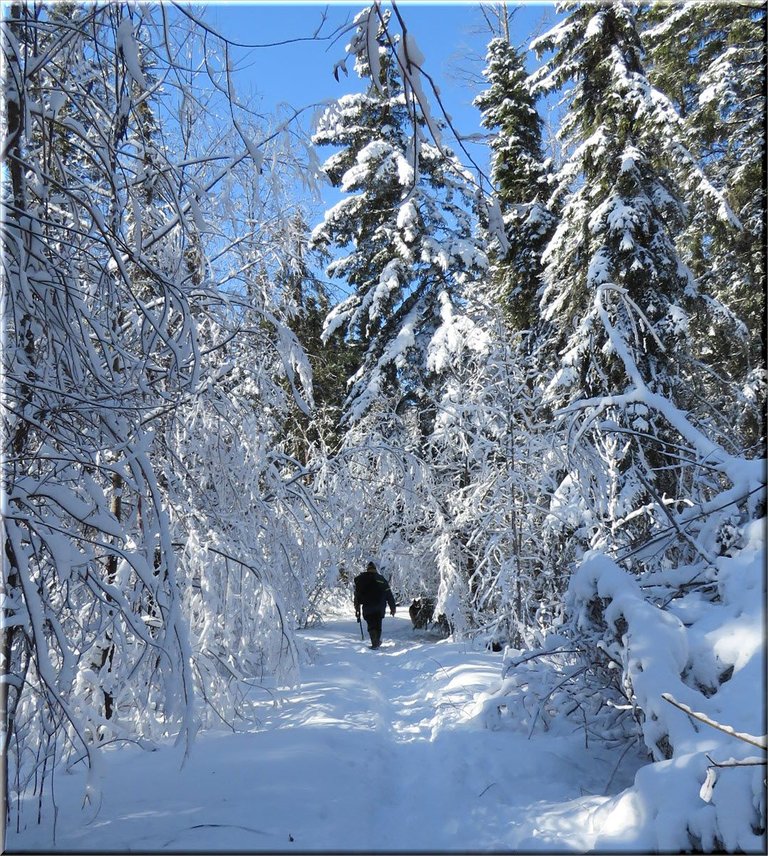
[354, 571, 396, 617]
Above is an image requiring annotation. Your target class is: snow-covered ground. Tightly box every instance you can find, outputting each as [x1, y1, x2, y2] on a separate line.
[9, 608, 650, 853]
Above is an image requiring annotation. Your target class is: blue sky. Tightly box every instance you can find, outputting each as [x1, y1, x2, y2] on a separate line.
[206, 2, 560, 174]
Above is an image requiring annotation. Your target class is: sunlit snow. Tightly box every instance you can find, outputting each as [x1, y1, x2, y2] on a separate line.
[9, 610, 647, 852]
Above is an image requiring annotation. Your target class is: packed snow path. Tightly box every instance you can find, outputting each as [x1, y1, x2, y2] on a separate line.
[11, 611, 646, 852]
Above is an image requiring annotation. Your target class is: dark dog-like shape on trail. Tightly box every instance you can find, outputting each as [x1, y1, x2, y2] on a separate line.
[408, 598, 450, 636]
[408, 597, 434, 629]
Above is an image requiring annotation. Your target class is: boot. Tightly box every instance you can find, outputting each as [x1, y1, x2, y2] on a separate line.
[370, 630, 381, 649]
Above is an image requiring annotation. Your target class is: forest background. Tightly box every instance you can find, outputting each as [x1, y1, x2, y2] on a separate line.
[1, 0, 765, 851]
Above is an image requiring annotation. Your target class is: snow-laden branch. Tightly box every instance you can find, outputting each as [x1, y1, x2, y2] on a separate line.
[662, 694, 767, 751]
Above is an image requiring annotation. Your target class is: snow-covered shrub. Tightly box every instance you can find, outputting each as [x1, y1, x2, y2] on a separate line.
[478, 514, 766, 852]
[575, 518, 766, 852]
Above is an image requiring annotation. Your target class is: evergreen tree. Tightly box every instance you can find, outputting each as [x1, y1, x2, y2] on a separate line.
[642, 2, 766, 447]
[473, 36, 555, 331]
[279, 212, 363, 455]
[311, 8, 487, 425]
[529, 1, 735, 558]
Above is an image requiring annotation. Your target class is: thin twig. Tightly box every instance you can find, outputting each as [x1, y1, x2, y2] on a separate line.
[705, 754, 766, 769]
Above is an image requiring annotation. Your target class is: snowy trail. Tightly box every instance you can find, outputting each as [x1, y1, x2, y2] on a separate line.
[10, 611, 645, 853]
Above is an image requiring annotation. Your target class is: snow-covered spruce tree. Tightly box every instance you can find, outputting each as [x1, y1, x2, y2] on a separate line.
[381, 19, 563, 642]
[310, 7, 487, 426]
[476, 5, 766, 844]
[527, 0, 752, 561]
[642, 2, 766, 448]
[473, 35, 555, 332]
[276, 211, 363, 457]
[309, 8, 493, 629]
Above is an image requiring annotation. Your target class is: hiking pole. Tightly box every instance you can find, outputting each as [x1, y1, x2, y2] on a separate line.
[358, 616, 364, 640]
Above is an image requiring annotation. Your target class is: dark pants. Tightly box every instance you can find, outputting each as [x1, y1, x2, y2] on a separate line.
[363, 610, 384, 647]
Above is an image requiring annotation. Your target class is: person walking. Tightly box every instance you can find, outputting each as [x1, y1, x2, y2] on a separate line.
[354, 560, 396, 649]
